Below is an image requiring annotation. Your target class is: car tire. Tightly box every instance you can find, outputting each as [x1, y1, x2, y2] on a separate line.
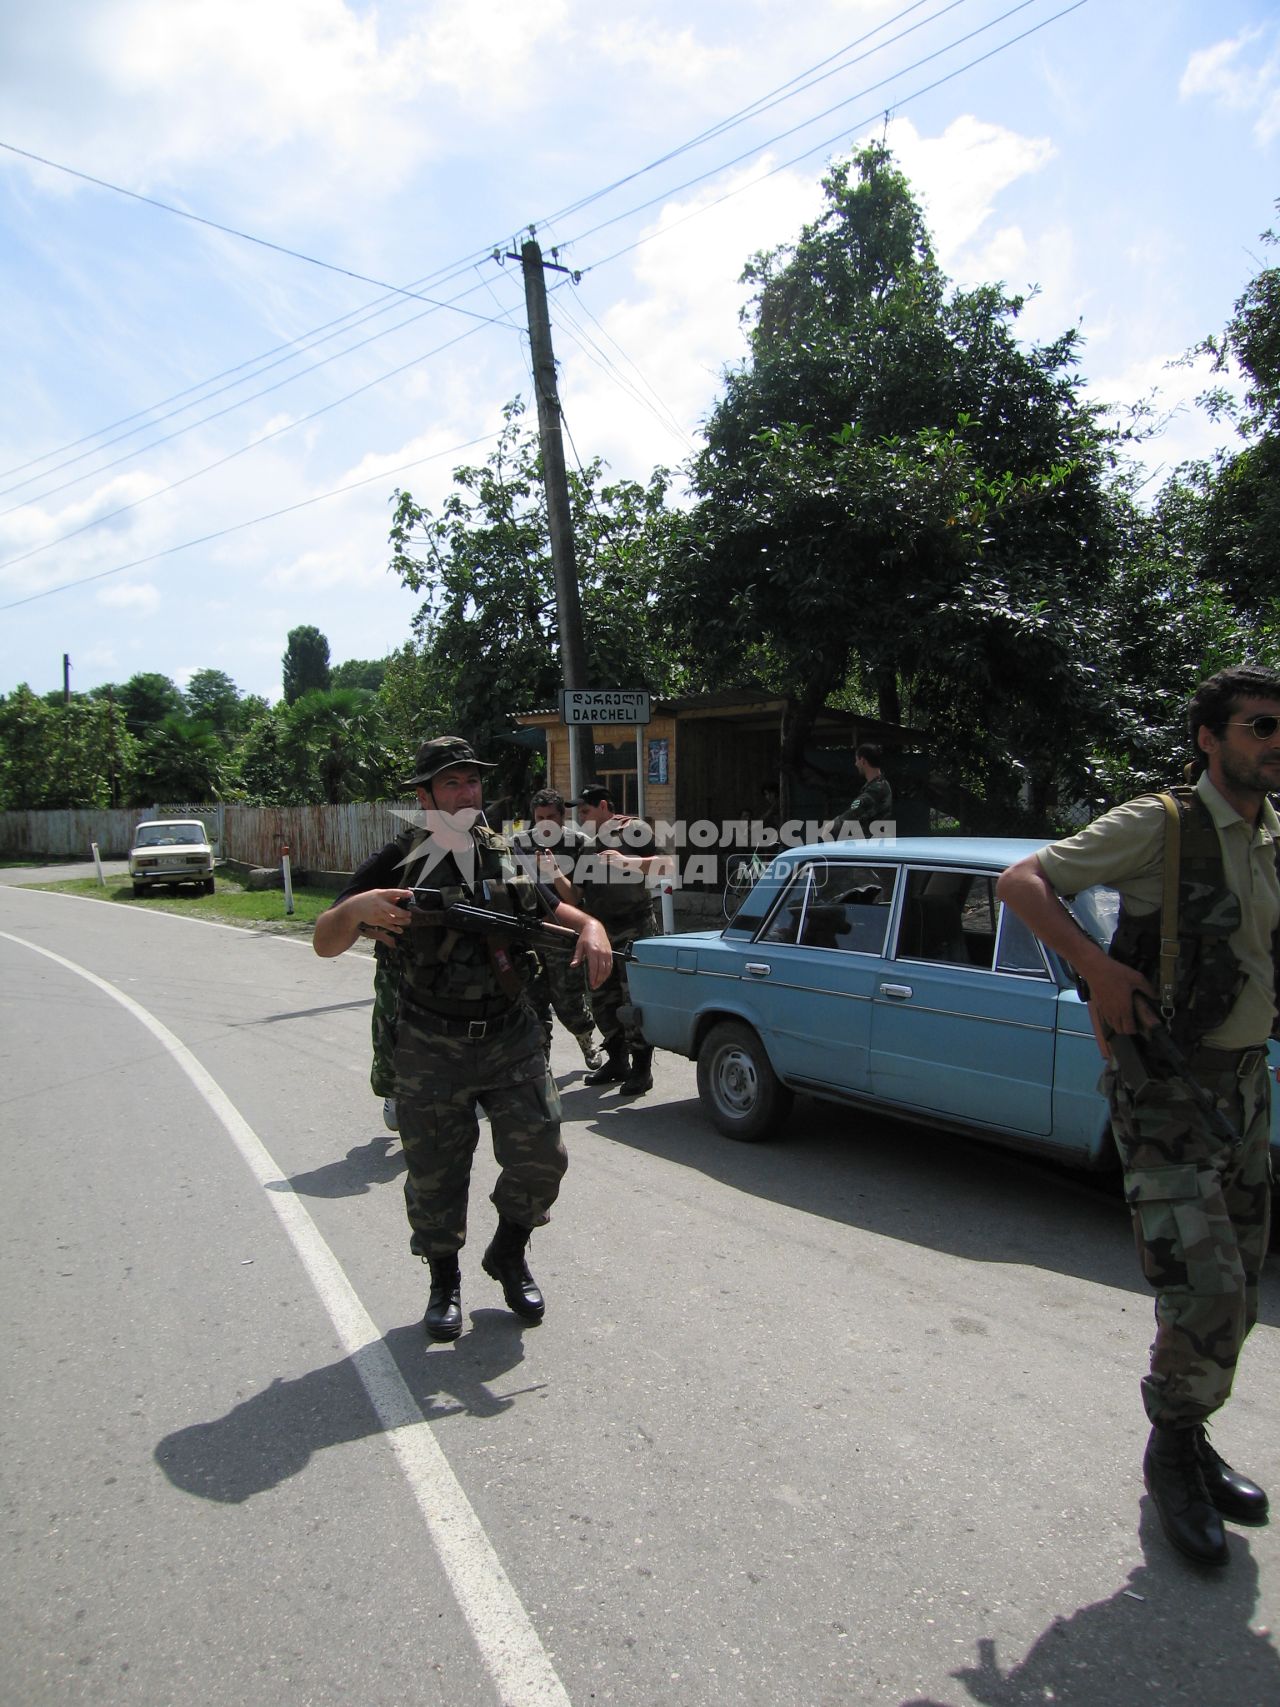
[202, 877, 215, 895]
[696, 1019, 793, 1142]
[132, 882, 146, 897]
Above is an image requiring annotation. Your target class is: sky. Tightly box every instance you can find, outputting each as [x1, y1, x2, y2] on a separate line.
[1, 0, 1277, 707]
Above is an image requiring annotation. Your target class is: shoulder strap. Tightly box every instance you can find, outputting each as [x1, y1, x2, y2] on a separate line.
[1155, 792, 1182, 1022]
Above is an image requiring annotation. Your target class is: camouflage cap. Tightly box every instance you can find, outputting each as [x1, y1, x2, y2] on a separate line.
[402, 735, 494, 788]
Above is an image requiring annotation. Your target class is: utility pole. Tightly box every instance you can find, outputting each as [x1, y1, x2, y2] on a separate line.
[507, 232, 593, 797]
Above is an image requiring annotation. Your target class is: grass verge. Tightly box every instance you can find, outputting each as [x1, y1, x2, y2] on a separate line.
[24, 874, 333, 933]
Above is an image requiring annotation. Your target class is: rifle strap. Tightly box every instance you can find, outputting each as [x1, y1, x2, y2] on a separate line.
[1156, 791, 1182, 1023]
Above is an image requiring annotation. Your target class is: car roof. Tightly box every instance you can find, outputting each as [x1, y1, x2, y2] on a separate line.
[134, 818, 208, 831]
[778, 835, 1046, 867]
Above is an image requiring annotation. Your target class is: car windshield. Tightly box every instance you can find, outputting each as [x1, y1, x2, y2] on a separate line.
[134, 823, 206, 847]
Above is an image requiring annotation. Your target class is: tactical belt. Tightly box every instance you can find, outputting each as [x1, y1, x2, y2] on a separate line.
[1189, 1043, 1267, 1077]
[407, 1001, 524, 1041]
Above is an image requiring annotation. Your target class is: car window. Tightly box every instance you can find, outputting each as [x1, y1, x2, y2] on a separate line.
[896, 869, 998, 969]
[994, 906, 1051, 978]
[758, 861, 898, 954]
[134, 823, 206, 847]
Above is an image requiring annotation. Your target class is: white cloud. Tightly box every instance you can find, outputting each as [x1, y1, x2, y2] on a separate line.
[880, 113, 1056, 267]
[97, 580, 160, 613]
[1181, 28, 1280, 144]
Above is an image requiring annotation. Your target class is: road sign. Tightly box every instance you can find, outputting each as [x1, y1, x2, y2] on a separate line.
[561, 689, 652, 726]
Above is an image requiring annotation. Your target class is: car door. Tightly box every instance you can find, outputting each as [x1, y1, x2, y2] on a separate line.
[737, 857, 900, 1093]
[868, 865, 1058, 1135]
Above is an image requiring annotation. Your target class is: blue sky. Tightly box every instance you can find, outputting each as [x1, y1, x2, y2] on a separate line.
[1, 0, 1277, 705]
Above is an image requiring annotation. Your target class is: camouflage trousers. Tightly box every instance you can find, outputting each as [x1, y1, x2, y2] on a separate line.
[1104, 1054, 1272, 1428]
[527, 948, 594, 1054]
[394, 999, 567, 1258]
[588, 909, 656, 1049]
[370, 952, 400, 1099]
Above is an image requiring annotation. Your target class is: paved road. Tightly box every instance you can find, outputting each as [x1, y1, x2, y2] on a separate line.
[2, 879, 1278, 1706]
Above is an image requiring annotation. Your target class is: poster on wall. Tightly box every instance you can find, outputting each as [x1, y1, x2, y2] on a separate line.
[647, 737, 669, 785]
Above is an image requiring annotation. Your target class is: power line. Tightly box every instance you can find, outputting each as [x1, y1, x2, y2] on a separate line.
[0, 430, 503, 611]
[0, 269, 525, 516]
[575, 1, 1088, 274]
[565, 0, 1060, 257]
[0, 139, 513, 329]
[0, 319, 497, 573]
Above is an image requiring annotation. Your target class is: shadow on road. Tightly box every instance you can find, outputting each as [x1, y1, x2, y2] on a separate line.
[154, 1315, 538, 1502]
[269, 1131, 405, 1198]
[899, 1502, 1279, 1707]
[568, 1084, 1280, 1323]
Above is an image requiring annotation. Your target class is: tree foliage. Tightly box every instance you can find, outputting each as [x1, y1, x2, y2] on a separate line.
[388, 400, 684, 796]
[678, 143, 1125, 825]
[282, 625, 332, 704]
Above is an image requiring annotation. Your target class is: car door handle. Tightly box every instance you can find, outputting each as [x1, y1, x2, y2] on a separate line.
[879, 983, 913, 999]
[744, 963, 771, 977]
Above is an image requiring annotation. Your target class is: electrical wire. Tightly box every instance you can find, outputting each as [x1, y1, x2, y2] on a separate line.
[0, 318, 498, 573]
[0, 268, 525, 517]
[0, 430, 504, 611]
[575, 2, 1087, 275]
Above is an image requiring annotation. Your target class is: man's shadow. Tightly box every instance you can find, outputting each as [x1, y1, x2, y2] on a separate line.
[267, 1133, 405, 1200]
[154, 1315, 537, 1503]
[902, 1503, 1278, 1707]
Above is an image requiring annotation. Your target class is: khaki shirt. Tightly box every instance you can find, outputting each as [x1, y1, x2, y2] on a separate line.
[1035, 774, 1280, 1048]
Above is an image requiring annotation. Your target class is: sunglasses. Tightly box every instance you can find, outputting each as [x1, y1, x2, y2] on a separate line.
[1227, 715, 1280, 740]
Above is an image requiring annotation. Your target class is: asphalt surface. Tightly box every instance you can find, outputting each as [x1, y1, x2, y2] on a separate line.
[2, 873, 1278, 1706]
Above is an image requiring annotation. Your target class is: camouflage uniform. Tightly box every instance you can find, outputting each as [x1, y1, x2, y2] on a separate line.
[369, 947, 400, 1100]
[335, 825, 566, 1257]
[510, 822, 596, 1056]
[1038, 775, 1279, 1429]
[574, 832, 656, 1051]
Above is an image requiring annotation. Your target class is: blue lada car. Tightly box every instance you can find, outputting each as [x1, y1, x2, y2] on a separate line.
[626, 837, 1280, 1165]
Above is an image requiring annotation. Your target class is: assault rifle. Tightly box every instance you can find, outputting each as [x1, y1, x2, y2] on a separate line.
[401, 887, 632, 970]
[1081, 980, 1244, 1146]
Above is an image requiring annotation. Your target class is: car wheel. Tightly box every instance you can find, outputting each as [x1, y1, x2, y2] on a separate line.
[696, 1019, 793, 1142]
[132, 882, 146, 897]
[202, 877, 215, 895]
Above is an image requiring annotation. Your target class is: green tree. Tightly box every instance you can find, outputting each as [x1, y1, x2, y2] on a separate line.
[680, 143, 1121, 825]
[0, 684, 54, 809]
[119, 672, 185, 738]
[185, 668, 243, 734]
[1174, 219, 1280, 622]
[332, 657, 388, 692]
[388, 400, 683, 797]
[125, 714, 224, 805]
[283, 687, 392, 804]
[282, 625, 332, 704]
[235, 705, 296, 804]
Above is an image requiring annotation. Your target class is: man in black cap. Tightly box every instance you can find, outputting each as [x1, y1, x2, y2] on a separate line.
[314, 736, 612, 1341]
[566, 781, 659, 1095]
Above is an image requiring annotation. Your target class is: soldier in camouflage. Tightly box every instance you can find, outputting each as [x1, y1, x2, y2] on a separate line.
[998, 664, 1280, 1567]
[510, 788, 604, 1073]
[566, 782, 659, 1096]
[314, 737, 612, 1342]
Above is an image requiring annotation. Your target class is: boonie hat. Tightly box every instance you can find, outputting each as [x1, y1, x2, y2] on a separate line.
[402, 735, 494, 788]
[567, 782, 613, 807]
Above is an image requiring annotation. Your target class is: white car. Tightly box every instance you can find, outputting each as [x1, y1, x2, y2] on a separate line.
[128, 819, 216, 896]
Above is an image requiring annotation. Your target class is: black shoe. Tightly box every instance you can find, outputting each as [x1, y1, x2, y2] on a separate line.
[1196, 1427, 1269, 1524]
[1144, 1425, 1229, 1565]
[424, 1255, 462, 1341]
[481, 1219, 545, 1323]
[619, 1046, 654, 1096]
[583, 1042, 629, 1086]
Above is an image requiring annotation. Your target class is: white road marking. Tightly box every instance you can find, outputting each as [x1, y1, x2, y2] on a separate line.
[1, 929, 572, 1707]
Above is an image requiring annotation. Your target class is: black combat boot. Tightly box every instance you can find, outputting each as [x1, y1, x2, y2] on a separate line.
[1196, 1427, 1270, 1524]
[619, 1046, 654, 1096]
[1144, 1424, 1229, 1565]
[481, 1218, 545, 1323]
[423, 1254, 462, 1341]
[583, 1037, 629, 1086]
